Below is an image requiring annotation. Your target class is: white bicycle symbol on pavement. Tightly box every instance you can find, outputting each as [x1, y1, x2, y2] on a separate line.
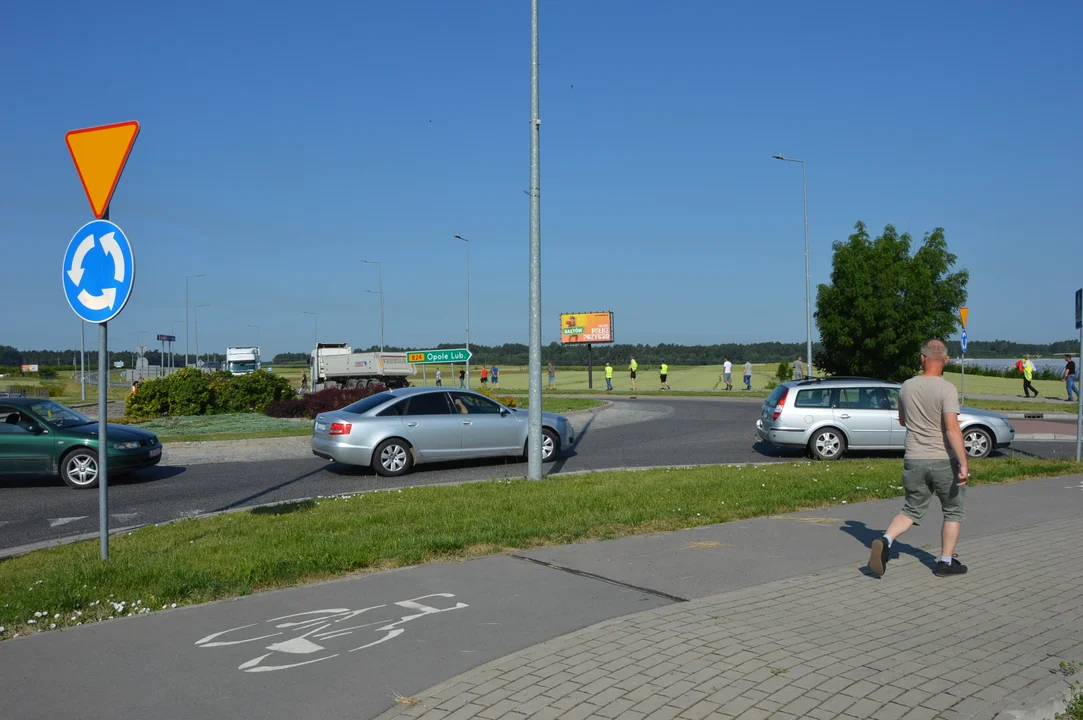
[194, 593, 469, 673]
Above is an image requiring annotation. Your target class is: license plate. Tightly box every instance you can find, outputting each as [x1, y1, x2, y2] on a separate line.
[316, 422, 328, 432]
[150, 447, 162, 458]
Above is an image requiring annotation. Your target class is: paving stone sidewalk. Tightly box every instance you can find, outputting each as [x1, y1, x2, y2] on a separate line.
[379, 517, 1083, 720]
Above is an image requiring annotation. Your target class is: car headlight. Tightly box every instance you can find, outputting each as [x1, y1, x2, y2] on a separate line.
[113, 441, 141, 450]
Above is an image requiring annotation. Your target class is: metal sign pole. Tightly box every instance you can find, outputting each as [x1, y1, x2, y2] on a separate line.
[587, 344, 593, 390]
[80, 321, 87, 401]
[98, 320, 109, 560]
[961, 352, 965, 405]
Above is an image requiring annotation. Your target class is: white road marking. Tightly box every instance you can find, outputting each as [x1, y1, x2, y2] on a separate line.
[111, 513, 140, 523]
[49, 517, 88, 528]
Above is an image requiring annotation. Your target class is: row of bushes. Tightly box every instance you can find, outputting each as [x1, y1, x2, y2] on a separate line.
[125, 369, 294, 417]
[264, 385, 389, 418]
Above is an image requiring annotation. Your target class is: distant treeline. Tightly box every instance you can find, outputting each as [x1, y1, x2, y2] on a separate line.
[0, 345, 223, 369]
[942, 339, 1080, 359]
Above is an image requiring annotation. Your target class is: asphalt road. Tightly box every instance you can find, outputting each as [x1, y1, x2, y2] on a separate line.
[0, 397, 1070, 552]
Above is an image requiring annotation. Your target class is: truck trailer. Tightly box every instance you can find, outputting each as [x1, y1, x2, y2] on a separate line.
[311, 343, 412, 389]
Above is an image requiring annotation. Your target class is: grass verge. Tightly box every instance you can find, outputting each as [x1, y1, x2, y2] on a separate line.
[1, 456, 1078, 641]
[965, 398, 1080, 414]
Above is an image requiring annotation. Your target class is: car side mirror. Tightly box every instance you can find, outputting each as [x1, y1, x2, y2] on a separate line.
[500, 408, 510, 416]
[28, 423, 45, 435]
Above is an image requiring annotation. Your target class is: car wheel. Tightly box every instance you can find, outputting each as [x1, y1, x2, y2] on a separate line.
[964, 427, 993, 459]
[61, 448, 100, 489]
[809, 428, 847, 460]
[520, 428, 562, 463]
[372, 438, 413, 477]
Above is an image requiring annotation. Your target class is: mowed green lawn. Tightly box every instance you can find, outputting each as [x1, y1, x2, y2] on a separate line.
[413, 363, 798, 392]
[0, 373, 129, 405]
[943, 371, 1071, 399]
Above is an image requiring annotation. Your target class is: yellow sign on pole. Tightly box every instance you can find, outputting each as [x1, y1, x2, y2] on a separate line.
[959, 307, 968, 329]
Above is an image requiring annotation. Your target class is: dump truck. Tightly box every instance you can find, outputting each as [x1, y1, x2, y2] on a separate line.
[310, 343, 413, 389]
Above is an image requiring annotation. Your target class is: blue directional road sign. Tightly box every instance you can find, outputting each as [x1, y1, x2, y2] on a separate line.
[961, 329, 968, 354]
[62, 219, 135, 324]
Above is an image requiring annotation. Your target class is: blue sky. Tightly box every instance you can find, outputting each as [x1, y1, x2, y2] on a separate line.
[2, 1, 1080, 357]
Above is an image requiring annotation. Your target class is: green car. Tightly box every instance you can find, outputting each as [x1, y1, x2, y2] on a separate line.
[0, 397, 162, 489]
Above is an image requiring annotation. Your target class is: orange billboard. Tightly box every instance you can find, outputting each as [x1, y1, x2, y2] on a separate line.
[560, 312, 614, 344]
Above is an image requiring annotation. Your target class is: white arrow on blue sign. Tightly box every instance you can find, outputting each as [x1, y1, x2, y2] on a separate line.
[961, 329, 968, 354]
[62, 219, 135, 324]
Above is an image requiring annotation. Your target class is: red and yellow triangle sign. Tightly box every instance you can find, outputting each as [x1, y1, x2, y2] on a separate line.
[65, 121, 140, 218]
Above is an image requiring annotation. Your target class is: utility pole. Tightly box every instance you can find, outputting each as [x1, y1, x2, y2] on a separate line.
[454, 236, 471, 388]
[527, 0, 543, 480]
[185, 273, 205, 367]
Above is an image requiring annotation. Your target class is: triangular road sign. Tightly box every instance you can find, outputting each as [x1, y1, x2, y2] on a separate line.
[959, 307, 968, 329]
[65, 121, 140, 218]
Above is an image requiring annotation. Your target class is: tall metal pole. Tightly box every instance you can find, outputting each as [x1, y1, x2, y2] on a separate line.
[773, 155, 813, 375]
[194, 304, 209, 368]
[362, 260, 385, 352]
[527, 0, 543, 480]
[454, 236, 471, 388]
[185, 273, 204, 368]
[801, 161, 812, 374]
[304, 311, 317, 392]
[80, 321, 86, 401]
[98, 321, 109, 560]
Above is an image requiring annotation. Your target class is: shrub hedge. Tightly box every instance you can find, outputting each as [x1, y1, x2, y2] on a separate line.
[264, 384, 389, 419]
[125, 369, 294, 417]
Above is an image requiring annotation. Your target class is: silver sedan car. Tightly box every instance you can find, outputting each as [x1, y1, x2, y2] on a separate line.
[755, 377, 1015, 460]
[311, 387, 574, 476]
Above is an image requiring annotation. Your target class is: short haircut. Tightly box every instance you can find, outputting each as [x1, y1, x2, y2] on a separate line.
[921, 339, 948, 360]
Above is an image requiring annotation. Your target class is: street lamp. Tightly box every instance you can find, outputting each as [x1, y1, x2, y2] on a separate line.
[303, 311, 317, 392]
[772, 154, 813, 376]
[194, 304, 210, 369]
[453, 235, 470, 387]
[247, 324, 259, 347]
[361, 260, 384, 352]
[136, 330, 149, 374]
[185, 273, 205, 367]
[365, 290, 384, 352]
[171, 320, 184, 369]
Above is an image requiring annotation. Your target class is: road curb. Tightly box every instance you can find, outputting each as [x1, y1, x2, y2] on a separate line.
[990, 676, 1077, 719]
[1013, 433, 1078, 441]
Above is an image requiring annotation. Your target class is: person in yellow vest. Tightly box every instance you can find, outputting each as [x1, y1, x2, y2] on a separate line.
[659, 361, 671, 390]
[1021, 355, 1038, 398]
[604, 362, 614, 391]
[628, 357, 638, 390]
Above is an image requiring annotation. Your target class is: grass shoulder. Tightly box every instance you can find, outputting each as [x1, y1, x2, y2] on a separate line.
[0, 456, 1077, 641]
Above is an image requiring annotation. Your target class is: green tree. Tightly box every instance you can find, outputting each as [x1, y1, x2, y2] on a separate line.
[814, 222, 968, 382]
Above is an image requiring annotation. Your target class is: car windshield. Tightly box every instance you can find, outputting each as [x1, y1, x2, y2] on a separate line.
[27, 401, 93, 428]
[228, 362, 258, 373]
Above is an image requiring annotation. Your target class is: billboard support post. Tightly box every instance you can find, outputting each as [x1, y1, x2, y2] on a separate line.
[587, 344, 593, 390]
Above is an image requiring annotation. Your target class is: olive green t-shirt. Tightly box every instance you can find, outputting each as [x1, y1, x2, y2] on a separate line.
[899, 375, 960, 460]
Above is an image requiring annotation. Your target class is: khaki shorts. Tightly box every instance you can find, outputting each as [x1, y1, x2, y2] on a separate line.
[901, 459, 965, 524]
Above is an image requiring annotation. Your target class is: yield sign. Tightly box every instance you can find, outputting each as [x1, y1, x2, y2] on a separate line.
[65, 121, 140, 218]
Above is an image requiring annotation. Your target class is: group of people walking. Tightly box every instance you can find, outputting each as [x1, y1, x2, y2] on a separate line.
[433, 365, 499, 389]
[1016, 354, 1079, 401]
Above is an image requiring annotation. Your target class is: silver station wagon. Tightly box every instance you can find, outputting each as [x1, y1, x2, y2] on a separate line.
[312, 387, 574, 476]
[755, 377, 1014, 460]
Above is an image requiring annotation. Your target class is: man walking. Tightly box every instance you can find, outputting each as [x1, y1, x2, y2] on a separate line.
[480, 366, 489, 387]
[722, 358, 733, 391]
[743, 360, 753, 391]
[1021, 355, 1038, 398]
[869, 339, 969, 578]
[604, 361, 613, 391]
[491, 365, 499, 387]
[548, 362, 556, 389]
[659, 361, 671, 390]
[1063, 354, 1078, 402]
[628, 356, 638, 390]
[435, 369, 442, 387]
[458, 368, 466, 388]
[793, 355, 804, 381]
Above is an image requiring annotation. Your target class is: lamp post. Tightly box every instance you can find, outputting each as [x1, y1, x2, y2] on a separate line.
[453, 235, 470, 387]
[136, 330, 149, 375]
[171, 320, 184, 369]
[185, 273, 205, 367]
[772, 154, 813, 375]
[303, 311, 317, 392]
[194, 304, 210, 369]
[526, 0, 543, 481]
[361, 260, 384, 352]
